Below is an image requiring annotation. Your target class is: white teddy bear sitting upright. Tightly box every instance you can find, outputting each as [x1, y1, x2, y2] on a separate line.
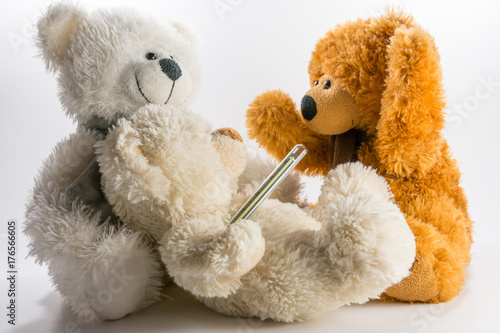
[25, 2, 416, 324]
[24, 2, 200, 323]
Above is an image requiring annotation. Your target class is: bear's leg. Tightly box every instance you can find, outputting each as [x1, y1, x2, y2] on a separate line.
[25, 193, 164, 323]
[200, 192, 415, 322]
[382, 193, 472, 303]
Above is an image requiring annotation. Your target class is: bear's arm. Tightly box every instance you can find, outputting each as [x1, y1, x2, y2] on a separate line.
[246, 90, 330, 177]
[160, 217, 265, 298]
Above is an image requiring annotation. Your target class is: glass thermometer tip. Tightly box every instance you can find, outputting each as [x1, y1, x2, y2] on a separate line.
[229, 144, 307, 224]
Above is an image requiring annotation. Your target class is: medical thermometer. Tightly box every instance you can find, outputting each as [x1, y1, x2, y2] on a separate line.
[229, 144, 307, 224]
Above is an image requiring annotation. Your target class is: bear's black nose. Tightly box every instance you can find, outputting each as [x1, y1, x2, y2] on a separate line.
[159, 58, 182, 81]
[301, 95, 317, 121]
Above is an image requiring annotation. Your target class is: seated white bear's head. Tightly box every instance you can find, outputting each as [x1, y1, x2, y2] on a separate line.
[37, 2, 200, 129]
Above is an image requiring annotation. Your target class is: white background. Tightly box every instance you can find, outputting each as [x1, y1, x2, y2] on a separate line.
[1, 0, 499, 332]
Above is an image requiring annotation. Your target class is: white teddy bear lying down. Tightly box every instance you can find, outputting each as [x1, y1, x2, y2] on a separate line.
[98, 104, 416, 322]
[25, 2, 415, 324]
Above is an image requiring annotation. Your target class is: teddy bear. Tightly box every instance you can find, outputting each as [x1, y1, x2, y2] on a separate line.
[246, 9, 473, 303]
[97, 103, 416, 322]
[24, 2, 202, 323]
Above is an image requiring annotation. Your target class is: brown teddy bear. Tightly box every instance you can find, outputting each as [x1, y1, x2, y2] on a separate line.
[246, 10, 472, 303]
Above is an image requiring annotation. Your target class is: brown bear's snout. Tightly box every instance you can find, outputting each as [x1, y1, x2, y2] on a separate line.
[300, 77, 361, 136]
[301, 95, 317, 121]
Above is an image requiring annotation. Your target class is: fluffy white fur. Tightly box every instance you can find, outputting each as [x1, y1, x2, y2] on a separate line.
[96, 104, 236, 239]
[25, 2, 200, 323]
[99, 105, 416, 322]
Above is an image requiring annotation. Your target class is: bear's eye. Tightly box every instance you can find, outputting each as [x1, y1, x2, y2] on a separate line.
[314, 81, 318, 86]
[145, 52, 157, 60]
[323, 80, 331, 89]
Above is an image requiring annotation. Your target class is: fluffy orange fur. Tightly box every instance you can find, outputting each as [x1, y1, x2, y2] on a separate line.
[246, 10, 472, 303]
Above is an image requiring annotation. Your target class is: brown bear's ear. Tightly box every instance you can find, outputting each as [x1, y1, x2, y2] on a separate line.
[375, 25, 446, 178]
[36, 2, 85, 72]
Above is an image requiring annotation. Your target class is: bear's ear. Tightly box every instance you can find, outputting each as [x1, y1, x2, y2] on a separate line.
[375, 24, 446, 178]
[36, 2, 85, 72]
[170, 20, 198, 47]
